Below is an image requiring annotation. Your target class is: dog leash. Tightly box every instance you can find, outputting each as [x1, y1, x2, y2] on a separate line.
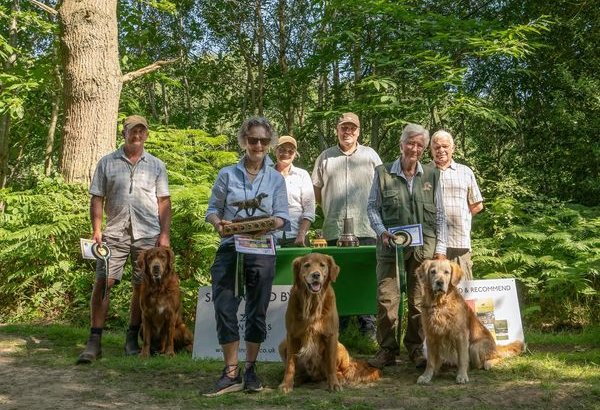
[91, 243, 111, 300]
[391, 230, 411, 347]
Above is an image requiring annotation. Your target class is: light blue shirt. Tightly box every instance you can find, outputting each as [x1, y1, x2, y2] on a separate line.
[90, 147, 169, 240]
[367, 159, 448, 255]
[206, 155, 290, 244]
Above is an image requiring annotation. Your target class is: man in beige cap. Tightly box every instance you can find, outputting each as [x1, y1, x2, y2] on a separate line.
[311, 112, 382, 339]
[77, 115, 171, 363]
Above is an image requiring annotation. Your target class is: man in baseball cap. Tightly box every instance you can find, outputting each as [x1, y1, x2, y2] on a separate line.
[77, 113, 171, 364]
[123, 115, 149, 133]
[311, 111, 382, 340]
[337, 112, 360, 128]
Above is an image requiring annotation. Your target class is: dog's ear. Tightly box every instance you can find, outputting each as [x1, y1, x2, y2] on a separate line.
[292, 256, 304, 286]
[450, 262, 463, 287]
[136, 249, 147, 274]
[165, 247, 175, 272]
[326, 255, 340, 283]
[416, 259, 432, 284]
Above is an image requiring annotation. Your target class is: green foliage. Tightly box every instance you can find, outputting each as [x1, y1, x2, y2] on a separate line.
[0, 128, 236, 326]
[0, 175, 91, 323]
[472, 178, 600, 328]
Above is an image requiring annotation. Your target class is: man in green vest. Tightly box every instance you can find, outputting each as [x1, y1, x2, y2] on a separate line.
[367, 123, 448, 369]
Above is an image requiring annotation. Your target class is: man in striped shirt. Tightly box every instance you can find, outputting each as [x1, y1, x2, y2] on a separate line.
[430, 130, 483, 280]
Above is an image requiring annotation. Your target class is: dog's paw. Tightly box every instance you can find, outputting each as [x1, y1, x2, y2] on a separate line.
[417, 374, 432, 385]
[279, 383, 293, 394]
[328, 382, 342, 392]
[456, 373, 469, 384]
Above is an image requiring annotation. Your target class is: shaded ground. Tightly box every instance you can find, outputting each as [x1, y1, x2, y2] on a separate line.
[0, 327, 599, 409]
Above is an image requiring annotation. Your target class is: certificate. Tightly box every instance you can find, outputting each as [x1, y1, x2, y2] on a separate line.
[388, 224, 423, 247]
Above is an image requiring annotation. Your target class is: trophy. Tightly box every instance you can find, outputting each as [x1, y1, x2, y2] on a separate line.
[223, 192, 277, 236]
[337, 217, 360, 247]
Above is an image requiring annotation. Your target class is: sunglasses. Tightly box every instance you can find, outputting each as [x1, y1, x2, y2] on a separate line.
[247, 137, 271, 146]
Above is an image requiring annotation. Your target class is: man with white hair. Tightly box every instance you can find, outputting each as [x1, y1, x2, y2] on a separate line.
[367, 123, 447, 369]
[429, 130, 483, 280]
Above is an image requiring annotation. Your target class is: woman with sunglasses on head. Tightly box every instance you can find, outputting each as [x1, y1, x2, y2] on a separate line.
[205, 117, 290, 395]
[273, 136, 315, 247]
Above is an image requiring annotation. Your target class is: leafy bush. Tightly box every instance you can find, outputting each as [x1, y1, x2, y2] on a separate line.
[472, 178, 600, 329]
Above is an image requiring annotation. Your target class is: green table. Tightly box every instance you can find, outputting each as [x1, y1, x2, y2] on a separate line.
[274, 246, 377, 316]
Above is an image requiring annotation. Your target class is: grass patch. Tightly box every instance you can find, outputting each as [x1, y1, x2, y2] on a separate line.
[0, 323, 599, 409]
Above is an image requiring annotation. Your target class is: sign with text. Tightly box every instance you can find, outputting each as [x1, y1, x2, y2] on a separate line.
[192, 285, 292, 362]
[456, 278, 524, 345]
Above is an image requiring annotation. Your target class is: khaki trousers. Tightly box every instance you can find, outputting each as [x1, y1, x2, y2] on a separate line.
[375, 253, 422, 356]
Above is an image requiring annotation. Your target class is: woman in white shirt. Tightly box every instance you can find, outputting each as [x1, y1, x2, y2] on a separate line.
[274, 136, 316, 247]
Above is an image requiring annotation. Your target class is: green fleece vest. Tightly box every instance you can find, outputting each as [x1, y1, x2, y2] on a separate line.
[375, 161, 439, 261]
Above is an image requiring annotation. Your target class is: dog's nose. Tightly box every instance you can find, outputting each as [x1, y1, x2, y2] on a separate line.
[310, 271, 321, 280]
[152, 265, 161, 275]
[434, 279, 444, 288]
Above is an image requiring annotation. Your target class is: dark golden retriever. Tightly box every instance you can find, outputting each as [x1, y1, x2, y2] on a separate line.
[279, 253, 381, 393]
[137, 246, 193, 358]
[416, 259, 524, 384]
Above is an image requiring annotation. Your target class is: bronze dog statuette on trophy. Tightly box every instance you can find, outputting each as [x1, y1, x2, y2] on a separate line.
[223, 192, 277, 236]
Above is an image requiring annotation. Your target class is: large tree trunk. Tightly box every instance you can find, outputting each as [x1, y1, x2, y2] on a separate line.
[57, 0, 122, 184]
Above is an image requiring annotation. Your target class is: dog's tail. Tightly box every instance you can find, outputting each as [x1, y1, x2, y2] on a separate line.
[496, 340, 525, 358]
[341, 358, 382, 383]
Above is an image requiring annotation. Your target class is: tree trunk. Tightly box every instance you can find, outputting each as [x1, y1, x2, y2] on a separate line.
[0, 0, 19, 190]
[45, 44, 63, 177]
[57, 0, 122, 184]
[255, 0, 265, 116]
[161, 82, 170, 125]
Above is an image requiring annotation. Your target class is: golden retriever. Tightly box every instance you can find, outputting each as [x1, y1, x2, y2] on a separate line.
[279, 253, 381, 393]
[416, 259, 524, 384]
[137, 246, 193, 358]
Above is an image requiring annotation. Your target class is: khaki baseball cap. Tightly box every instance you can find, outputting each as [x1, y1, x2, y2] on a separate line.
[123, 115, 149, 132]
[337, 112, 360, 127]
[276, 135, 297, 149]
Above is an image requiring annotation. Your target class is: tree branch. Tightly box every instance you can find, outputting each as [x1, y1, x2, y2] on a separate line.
[29, 0, 58, 16]
[122, 59, 179, 84]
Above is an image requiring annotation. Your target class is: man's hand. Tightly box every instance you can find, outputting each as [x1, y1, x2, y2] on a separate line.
[156, 232, 170, 247]
[381, 231, 397, 248]
[433, 253, 446, 260]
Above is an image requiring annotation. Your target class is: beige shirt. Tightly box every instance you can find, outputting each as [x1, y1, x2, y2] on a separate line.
[312, 144, 382, 241]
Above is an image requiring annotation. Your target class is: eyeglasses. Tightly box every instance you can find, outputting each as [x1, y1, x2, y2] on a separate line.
[277, 147, 296, 155]
[404, 141, 425, 151]
[247, 137, 271, 146]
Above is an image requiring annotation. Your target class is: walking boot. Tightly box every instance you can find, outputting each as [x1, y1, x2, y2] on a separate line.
[76, 333, 102, 364]
[124, 328, 140, 356]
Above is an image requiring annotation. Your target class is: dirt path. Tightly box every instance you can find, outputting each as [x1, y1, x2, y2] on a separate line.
[0, 334, 165, 410]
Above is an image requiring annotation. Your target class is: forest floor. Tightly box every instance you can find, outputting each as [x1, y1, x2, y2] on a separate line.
[0, 324, 598, 409]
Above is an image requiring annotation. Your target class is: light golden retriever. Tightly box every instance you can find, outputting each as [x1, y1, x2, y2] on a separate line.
[416, 259, 524, 384]
[137, 247, 193, 358]
[279, 253, 381, 393]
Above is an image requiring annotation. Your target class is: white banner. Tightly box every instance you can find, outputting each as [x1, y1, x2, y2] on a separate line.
[192, 285, 292, 362]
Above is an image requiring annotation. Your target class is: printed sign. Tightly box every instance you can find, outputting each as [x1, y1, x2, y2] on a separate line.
[457, 278, 524, 345]
[193, 285, 291, 362]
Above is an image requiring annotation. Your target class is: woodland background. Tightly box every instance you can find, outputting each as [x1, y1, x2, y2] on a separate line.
[0, 0, 598, 332]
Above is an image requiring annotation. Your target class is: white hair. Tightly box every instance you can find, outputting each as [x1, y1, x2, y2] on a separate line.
[431, 130, 455, 148]
[401, 123, 430, 146]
